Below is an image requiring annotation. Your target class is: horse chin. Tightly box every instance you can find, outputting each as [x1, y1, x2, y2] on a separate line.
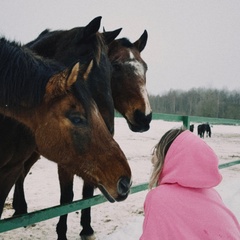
[98, 184, 116, 203]
[127, 120, 150, 133]
[98, 184, 130, 203]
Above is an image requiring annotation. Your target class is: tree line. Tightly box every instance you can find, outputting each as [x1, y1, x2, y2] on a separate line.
[149, 88, 240, 119]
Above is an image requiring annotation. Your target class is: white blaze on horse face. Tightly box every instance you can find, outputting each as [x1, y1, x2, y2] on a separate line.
[128, 51, 145, 78]
[127, 50, 152, 115]
[141, 85, 152, 115]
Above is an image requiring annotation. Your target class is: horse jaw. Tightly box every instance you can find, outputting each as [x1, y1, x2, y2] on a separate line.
[97, 176, 131, 203]
[97, 184, 116, 203]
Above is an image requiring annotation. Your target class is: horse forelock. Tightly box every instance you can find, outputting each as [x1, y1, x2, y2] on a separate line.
[94, 32, 108, 65]
[71, 78, 93, 117]
[118, 38, 133, 48]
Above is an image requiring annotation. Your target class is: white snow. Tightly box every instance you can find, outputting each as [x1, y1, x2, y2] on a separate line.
[1, 118, 240, 240]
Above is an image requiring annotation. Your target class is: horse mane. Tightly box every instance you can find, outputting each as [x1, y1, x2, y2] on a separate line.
[26, 28, 107, 67]
[25, 29, 51, 47]
[94, 32, 108, 65]
[0, 37, 64, 110]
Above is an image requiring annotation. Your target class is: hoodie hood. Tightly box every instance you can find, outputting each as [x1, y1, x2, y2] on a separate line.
[159, 130, 222, 188]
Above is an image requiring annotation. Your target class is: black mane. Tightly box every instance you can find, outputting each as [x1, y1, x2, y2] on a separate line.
[25, 28, 107, 66]
[0, 37, 64, 110]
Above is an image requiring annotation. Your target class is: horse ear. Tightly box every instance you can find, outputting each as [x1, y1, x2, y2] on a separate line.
[74, 17, 102, 44]
[66, 62, 80, 87]
[83, 16, 102, 39]
[67, 60, 93, 84]
[102, 28, 122, 45]
[38, 29, 50, 38]
[81, 60, 93, 81]
[45, 61, 93, 101]
[45, 63, 79, 101]
[133, 30, 148, 52]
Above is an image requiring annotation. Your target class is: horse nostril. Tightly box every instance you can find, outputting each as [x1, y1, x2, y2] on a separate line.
[117, 177, 131, 196]
[134, 110, 152, 125]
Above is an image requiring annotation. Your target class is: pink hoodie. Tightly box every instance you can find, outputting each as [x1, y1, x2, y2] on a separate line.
[140, 130, 240, 240]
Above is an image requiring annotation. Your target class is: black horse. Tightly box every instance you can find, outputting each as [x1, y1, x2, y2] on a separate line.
[189, 124, 194, 132]
[197, 123, 211, 138]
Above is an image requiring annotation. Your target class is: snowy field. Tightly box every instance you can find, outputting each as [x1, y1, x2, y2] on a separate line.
[1, 117, 240, 240]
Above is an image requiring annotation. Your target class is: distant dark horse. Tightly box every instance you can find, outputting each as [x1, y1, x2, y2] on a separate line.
[0, 36, 132, 218]
[197, 123, 211, 138]
[189, 124, 194, 132]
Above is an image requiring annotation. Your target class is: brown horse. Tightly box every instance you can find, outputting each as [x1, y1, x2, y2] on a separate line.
[108, 30, 152, 132]
[6, 16, 117, 218]
[11, 24, 151, 239]
[0, 36, 131, 219]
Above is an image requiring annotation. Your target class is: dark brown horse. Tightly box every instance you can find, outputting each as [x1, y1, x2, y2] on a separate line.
[11, 23, 151, 239]
[0, 36, 132, 220]
[78, 30, 152, 240]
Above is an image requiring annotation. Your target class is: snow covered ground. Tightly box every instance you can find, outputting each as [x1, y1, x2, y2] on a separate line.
[1, 117, 240, 240]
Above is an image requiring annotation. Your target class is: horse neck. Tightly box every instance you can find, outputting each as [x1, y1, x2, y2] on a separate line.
[87, 55, 115, 134]
[25, 32, 60, 59]
[0, 107, 38, 134]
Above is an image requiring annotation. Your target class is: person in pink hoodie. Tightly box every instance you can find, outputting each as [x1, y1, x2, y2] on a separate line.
[140, 128, 240, 240]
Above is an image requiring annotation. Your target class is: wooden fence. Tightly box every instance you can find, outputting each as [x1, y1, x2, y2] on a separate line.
[1, 113, 240, 233]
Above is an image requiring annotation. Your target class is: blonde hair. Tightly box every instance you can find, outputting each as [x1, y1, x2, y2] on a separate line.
[149, 127, 186, 189]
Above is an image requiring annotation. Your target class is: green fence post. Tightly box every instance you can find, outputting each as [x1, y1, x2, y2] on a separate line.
[182, 116, 190, 129]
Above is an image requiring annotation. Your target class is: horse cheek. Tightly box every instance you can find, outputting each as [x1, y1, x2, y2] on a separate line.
[70, 128, 91, 155]
[33, 113, 68, 162]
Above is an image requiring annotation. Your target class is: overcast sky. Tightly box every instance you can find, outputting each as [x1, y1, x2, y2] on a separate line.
[1, 0, 240, 95]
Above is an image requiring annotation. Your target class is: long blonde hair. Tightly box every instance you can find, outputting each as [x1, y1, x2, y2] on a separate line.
[149, 128, 185, 189]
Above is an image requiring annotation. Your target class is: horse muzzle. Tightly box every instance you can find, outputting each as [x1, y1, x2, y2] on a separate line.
[127, 110, 152, 132]
[98, 176, 132, 203]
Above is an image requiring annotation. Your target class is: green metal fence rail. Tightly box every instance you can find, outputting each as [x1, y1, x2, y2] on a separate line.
[115, 112, 240, 129]
[1, 160, 240, 233]
[151, 113, 240, 129]
[1, 113, 240, 233]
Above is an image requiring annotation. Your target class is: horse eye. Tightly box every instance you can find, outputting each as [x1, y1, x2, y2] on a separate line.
[68, 114, 87, 126]
[112, 62, 121, 71]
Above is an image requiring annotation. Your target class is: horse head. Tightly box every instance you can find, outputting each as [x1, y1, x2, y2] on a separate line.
[26, 16, 118, 135]
[106, 30, 152, 132]
[40, 62, 132, 202]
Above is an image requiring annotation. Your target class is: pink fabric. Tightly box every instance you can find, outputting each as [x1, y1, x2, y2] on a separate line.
[140, 130, 240, 240]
